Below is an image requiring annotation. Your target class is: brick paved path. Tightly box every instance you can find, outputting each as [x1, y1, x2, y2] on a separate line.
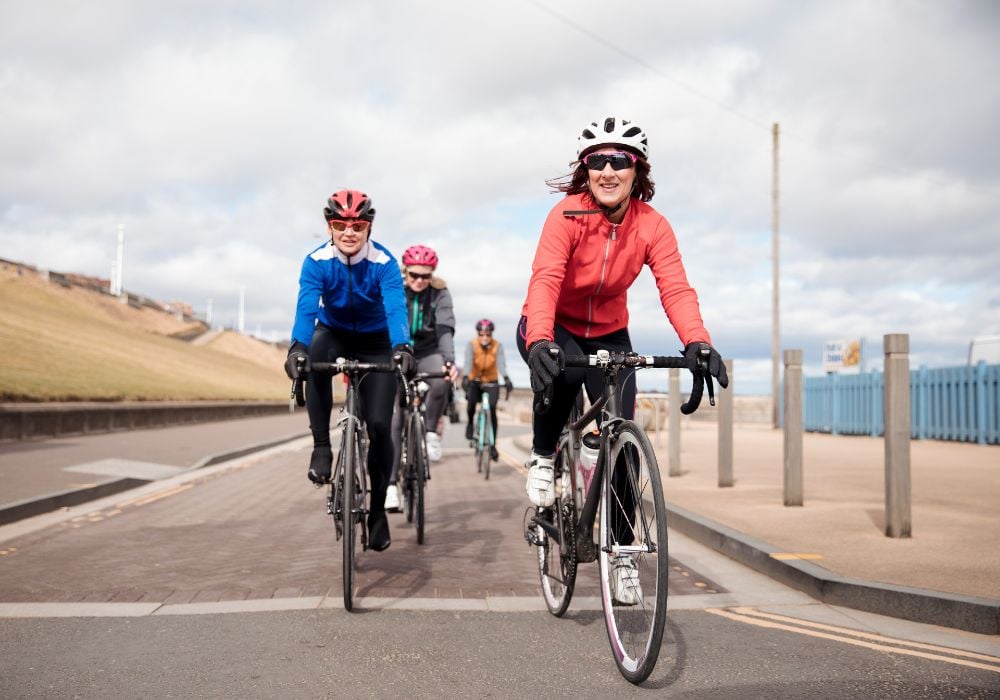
[0, 437, 721, 605]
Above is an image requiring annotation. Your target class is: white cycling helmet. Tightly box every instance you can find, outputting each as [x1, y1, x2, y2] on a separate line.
[576, 117, 648, 160]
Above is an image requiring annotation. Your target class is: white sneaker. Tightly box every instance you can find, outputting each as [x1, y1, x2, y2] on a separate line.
[610, 555, 642, 606]
[526, 452, 555, 507]
[384, 484, 401, 512]
[426, 432, 442, 462]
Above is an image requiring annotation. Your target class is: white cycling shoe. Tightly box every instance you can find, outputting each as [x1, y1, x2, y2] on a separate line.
[426, 432, 442, 462]
[526, 452, 556, 507]
[610, 555, 642, 606]
[384, 484, 401, 513]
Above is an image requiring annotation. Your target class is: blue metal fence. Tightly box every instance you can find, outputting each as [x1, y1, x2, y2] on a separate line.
[803, 362, 1000, 445]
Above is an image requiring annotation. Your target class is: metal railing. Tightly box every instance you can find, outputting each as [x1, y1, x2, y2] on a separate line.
[803, 361, 1000, 445]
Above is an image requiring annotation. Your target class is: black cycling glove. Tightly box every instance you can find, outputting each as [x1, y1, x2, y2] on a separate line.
[683, 342, 729, 389]
[392, 344, 417, 378]
[461, 376, 470, 393]
[284, 341, 310, 380]
[504, 375, 513, 401]
[527, 340, 564, 393]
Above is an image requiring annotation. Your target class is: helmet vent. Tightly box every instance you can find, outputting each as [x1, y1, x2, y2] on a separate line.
[603, 117, 616, 133]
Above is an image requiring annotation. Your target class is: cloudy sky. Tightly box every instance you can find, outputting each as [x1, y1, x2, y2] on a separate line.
[2, 0, 998, 393]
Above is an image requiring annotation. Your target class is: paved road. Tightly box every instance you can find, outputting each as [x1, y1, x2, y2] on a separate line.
[1, 417, 998, 697]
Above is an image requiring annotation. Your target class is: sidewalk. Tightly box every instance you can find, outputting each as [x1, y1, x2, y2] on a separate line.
[511, 421, 1000, 634]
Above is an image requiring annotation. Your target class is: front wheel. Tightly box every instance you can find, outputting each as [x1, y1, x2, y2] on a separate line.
[537, 443, 577, 616]
[597, 421, 668, 684]
[415, 425, 427, 545]
[342, 424, 358, 612]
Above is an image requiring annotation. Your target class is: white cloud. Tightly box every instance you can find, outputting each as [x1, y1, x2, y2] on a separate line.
[2, 0, 999, 397]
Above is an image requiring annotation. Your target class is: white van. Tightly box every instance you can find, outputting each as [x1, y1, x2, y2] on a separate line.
[968, 335, 1000, 364]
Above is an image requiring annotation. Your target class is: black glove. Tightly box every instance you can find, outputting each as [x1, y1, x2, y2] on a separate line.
[683, 342, 729, 389]
[504, 376, 513, 401]
[527, 340, 564, 393]
[392, 344, 417, 378]
[461, 376, 470, 393]
[284, 341, 310, 380]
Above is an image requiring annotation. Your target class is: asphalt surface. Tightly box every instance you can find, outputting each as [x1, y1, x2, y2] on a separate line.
[0, 413, 998, 696]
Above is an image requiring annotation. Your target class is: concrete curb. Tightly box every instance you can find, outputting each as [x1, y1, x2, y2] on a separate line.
[0, 401, 291, 442]
[0, 432, 309, 527]
[666, 502, 1000, 635]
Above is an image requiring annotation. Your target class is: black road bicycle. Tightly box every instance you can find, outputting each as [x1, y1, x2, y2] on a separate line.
[397, 371, 449, 545]
[525, 347, 714, 683]
[293, 357, 400, 611]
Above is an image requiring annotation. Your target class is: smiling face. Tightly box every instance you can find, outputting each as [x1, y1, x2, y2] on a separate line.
[586, 147, 637, 222]
[328, 219, 369, 256]
[405, 265, 433, 291]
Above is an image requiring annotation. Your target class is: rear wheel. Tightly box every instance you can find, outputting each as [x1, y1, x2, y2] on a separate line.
[597, 421, 668, 684]
[537, 443, 577, 616]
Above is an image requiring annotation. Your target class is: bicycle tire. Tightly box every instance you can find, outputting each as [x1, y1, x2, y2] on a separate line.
[342, 422, 357, 612]
[537, 440, 577, 616]
[404, 414, 418, 525]
[480, 411, 492, 480]
[415, 414, 427, 545]
[474, 410, 484, 474]
[597, 421, 668, 684]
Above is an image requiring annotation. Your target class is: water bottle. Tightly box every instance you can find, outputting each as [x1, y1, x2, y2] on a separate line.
[578, 430, 600, 494]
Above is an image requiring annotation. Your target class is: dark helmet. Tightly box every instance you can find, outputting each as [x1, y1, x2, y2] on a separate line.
[475, 318, 495, 333]
[324, 189, 376, 222]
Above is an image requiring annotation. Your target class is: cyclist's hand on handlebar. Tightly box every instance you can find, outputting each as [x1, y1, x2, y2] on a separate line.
[284, 341, 311, 380]
[444, 361, 460, 383]
[527, 340, 564, 393]
[504, 375, 513, 401]
[683, 341, 729, 389]
[392, 344, 417, 378]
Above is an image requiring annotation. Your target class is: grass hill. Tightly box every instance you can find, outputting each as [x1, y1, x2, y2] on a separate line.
[0, 262, 289, 402]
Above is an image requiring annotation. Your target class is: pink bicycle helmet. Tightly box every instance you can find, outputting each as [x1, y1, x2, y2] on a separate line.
[475, 318, 495, 333]
[324, 189, 376, 222]
[402, 244, 438, 269]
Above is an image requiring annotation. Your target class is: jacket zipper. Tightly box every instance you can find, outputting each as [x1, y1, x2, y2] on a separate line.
[586, 223, 617, 338]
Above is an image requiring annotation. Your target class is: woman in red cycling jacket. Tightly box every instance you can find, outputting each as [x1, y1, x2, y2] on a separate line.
[516, 116, 729, 509]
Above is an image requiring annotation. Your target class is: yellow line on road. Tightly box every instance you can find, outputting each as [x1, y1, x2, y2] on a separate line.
[120, 484, 194, 508]
[727, 607, 1000, 663]
[770, 552, 825, 560]
[706, 608, 1000, 674]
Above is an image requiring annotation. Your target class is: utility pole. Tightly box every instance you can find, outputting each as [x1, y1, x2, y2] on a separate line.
[238, 285, 246, 334]
[772, 123, 781, 429]
[114, 223, 125, 297]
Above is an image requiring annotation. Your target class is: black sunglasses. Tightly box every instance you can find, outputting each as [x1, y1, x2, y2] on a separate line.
[408, 271, 432, 281]
[582, 151, 637, 172]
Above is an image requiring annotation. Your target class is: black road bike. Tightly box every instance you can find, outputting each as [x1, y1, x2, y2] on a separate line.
[293, 358, 400, 611]
[525, 348, 714, 683]
[397, 371, 449, 545]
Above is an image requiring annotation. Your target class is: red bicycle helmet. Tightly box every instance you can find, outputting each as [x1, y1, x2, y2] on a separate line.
[475, 318, 495, 333]
[324, 189, 376, 222]
[402, 244, 438, 269]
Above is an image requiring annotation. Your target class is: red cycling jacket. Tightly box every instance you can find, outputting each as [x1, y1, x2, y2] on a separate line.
[521, 192, 712, 348]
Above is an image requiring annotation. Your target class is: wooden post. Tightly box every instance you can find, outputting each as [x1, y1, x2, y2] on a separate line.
[668, 368, 681, 477]
[884, 334, 911, 537]
[718, 360, 734, 487]
[783, 349, 803, 506]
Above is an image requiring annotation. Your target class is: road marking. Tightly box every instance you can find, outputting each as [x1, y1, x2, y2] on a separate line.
[120, 484, 194, 507]
[770, 552, 825, 560]
[706, 607, 1000, 673]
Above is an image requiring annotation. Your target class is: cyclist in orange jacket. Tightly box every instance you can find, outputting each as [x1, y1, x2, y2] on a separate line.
[463, 318, 512, 461]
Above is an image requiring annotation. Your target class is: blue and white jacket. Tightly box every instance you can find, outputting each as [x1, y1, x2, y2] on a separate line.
[291, 239, 411, 349]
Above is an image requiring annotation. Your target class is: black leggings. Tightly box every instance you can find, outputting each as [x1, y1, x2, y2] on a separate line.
[306, 324, 396, 514]
[515, 317, 640, 546]
[515, 317, 636, 455]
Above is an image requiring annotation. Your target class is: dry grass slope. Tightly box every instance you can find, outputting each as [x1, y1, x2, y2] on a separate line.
[0, 266, 288, 402]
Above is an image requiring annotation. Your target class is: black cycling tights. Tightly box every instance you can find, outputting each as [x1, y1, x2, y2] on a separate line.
[306, 324, 396, 514]
[516, 317, 640, 545]
[515, 317, 636, 455]
[465, 382, 500, 440]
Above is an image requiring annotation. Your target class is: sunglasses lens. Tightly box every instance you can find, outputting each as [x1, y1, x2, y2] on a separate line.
[330, 220, 369, 232]
[584, 152, 634, 171]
